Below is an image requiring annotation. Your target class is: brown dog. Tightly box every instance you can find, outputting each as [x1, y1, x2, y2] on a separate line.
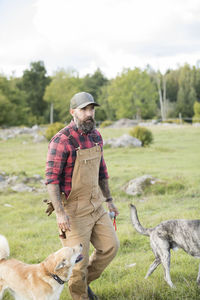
[0, 234, 83, 300]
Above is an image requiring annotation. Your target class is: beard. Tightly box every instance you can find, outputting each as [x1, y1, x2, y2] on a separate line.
[74, 116, 96, 134]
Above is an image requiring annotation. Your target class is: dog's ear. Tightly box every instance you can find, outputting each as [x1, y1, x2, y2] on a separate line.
[55, 259, 70, 271]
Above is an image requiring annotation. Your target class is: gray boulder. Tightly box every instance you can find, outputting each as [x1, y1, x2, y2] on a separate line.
[105, 134, 142, 148]
[108, 118, 138, 128]
[124, 175, 159, 196]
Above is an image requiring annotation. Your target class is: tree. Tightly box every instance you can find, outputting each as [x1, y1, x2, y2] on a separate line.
[96, 84, 116, 121]
[82, 69, 109, 122]
[192, 65, 200, 102]
[82, 68, 108, 99]
[0, 75, 28, 126]
[44, 69, 82, 123]
[176, 64, 197, 119]
[106, 68, 158, 120]
[193, 101, 200, 122]
[19, 61, 51, 124]
[166, 69, 179, 103]
[0, 92, 12, 125]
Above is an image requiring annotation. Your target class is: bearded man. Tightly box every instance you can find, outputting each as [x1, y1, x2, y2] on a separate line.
[45, 92, 119, 300]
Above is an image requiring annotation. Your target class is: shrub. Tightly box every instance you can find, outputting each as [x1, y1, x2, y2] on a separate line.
[45, 122, 65, 141]
[129, 126, 153, 147]
[100, 120, 113, 128]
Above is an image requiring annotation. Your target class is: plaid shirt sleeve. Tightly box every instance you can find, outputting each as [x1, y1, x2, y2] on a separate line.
[45, 135, 68, 185]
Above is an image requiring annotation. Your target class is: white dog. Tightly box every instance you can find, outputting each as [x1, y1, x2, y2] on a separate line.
[0, 235, 83, 299]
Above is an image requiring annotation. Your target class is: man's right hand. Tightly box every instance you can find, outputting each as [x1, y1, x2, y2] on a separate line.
[47, 184, 71, 235]
[56, 211, 71, 233]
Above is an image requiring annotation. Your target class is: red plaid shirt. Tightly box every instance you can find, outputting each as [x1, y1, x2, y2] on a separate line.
[45, 121, 109, 198]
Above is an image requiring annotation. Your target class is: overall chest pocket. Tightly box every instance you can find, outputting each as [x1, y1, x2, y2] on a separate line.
[79, 157, 100, 186]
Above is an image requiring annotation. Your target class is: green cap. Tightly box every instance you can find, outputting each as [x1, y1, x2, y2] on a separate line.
[70, 92, 100, 109]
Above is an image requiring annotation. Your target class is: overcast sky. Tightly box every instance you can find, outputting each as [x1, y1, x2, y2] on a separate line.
[1, 0, 200, 79]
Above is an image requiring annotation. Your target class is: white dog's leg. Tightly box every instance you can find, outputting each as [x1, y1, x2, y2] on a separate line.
[197, 263, 200, 285]
[145, 258, 161, 279]
[0, 285, 5, 300]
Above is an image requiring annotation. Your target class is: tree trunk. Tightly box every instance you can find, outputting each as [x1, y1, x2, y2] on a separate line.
[50, 102, 54, 124]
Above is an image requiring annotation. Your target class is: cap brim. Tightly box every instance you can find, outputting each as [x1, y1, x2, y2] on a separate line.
[77, 101, 100, 109]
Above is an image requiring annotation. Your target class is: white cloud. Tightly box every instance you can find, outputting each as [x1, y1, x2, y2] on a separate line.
[0, 0, 200, 78]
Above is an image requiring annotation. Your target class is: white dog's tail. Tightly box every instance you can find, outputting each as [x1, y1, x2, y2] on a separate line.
[130, 204, 150, 236]
[0, 235, 10, 260]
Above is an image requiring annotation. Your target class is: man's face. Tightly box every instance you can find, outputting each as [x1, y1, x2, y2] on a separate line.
[70, 104, 95, 133]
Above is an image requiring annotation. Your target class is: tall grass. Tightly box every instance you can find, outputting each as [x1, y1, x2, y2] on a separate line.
[0, 125, 200, 299]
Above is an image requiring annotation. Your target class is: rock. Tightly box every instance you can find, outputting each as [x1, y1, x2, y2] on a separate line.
[105, 134, 142, 148]
[108, 118, 138, 128]
[125, 263, 136, 268]
[0, 173, 45, 193]
[0, 175, 5, 182]
[0, 181, 9, 190]
[4, 203, 13, 208]
[32, 134, 46, 143]
[11, 183, 35, 193]
[193, 122, 200, 127]
[22, 174, 43, 184]
[124, 175, 159, 196]
[0, 125, 46, 140]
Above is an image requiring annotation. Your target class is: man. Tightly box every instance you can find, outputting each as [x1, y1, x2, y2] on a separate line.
[45, 92, 119, 300]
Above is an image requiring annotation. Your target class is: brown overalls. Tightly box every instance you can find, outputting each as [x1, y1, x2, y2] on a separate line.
[61, 143, 119, 300]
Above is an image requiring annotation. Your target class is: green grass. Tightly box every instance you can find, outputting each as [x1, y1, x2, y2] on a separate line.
[0, 125, 200, 299]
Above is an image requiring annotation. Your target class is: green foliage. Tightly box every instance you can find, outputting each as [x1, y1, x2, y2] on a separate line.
[0, 92, 12, 125]
[19, 61, 51, 124]
[129, 125, 153, 146]
[96, 84, 116, 121]
[82, 69, 109, 122]
[45, 122, 65, 141]
[2, 62, 200, 127]
[165, 69, 179, 103]
[106, 68, 158, 120]
[193, 101, 200, 122]
[0, 75, 29, 126]
[100, 120, 113, 128]
[44, 69, 82, 123]
[176, 64, 197, 118]
[82, 68, 108, 100]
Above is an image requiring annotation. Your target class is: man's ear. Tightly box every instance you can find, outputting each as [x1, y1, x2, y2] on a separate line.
[55, 259, 69, 271]
[70, 108, 74, 117]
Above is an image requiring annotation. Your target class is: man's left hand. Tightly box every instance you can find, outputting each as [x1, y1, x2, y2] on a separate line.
[107, 201, 119, 216]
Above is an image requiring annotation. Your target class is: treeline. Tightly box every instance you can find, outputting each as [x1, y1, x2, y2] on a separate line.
[0, 61, 200, 126]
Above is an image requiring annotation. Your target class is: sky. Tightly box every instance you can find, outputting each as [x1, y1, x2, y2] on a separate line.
[1, 0, 200, 79]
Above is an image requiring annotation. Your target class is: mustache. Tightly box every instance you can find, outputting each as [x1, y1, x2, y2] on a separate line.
[84, 117, 94, 122]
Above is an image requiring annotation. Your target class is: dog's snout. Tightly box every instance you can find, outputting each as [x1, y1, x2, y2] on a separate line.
[80, 243, 82, 247]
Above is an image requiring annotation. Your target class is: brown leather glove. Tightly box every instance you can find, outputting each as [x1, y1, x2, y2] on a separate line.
[43, 199, 54, 216]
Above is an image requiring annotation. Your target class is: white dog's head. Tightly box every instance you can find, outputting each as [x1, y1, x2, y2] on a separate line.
[44, 244, 83, 282]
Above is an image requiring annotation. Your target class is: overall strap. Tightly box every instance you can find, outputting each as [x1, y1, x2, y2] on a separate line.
[90, 132, 100, 145]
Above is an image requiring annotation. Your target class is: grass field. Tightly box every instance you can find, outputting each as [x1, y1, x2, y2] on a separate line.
[0, 125, 200, 299]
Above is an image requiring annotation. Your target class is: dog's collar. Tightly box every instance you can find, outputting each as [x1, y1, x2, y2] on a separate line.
[51, 274, 65, 285]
